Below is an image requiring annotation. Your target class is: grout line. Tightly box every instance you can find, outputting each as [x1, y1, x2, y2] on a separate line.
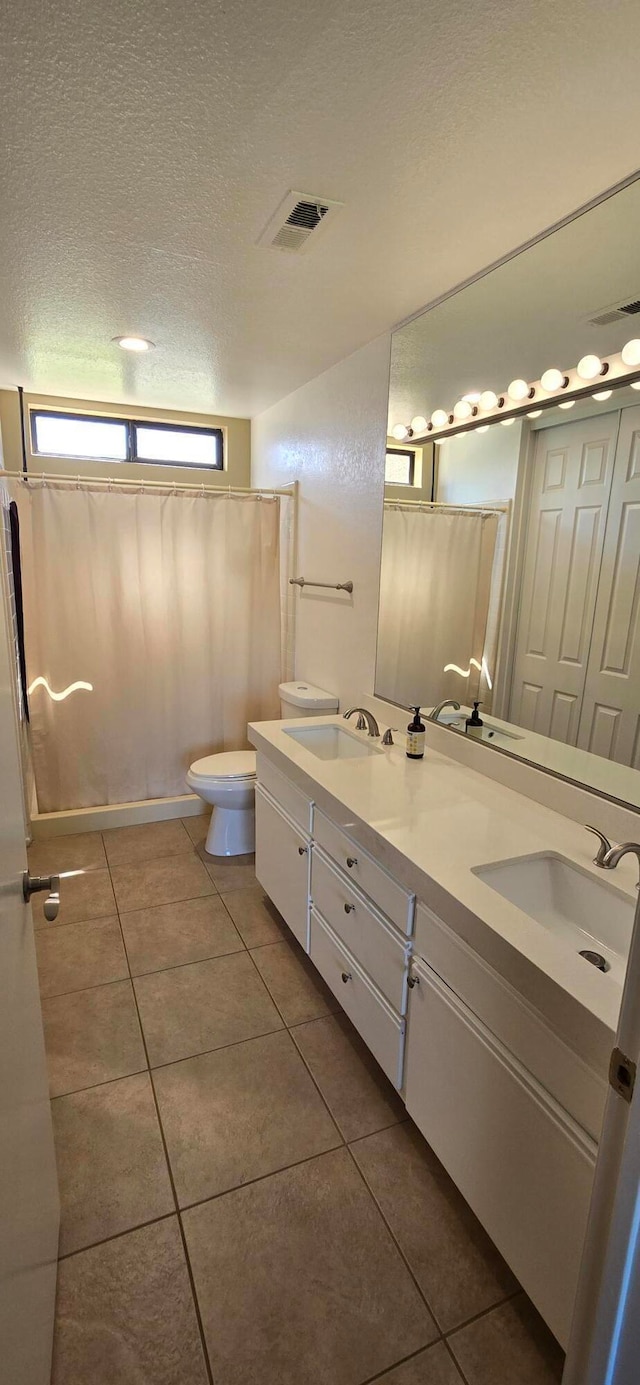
[120, 888, 215, 1385]
[444, 1287, 523, 1340]
[35, 907, 116, 933]
[57, 1212, 176, 1262]
[176, 1143, 349, 1218]
[441, 1336, 473, 1385]
[359, 1340, 462, 1385]
[50, 1062, 149, 1101]
[343, 1142, 445, 1340]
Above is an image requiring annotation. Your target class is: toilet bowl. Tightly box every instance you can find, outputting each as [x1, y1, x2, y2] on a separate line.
[186, 751, 257, 856]
[187, 682, 338, 857]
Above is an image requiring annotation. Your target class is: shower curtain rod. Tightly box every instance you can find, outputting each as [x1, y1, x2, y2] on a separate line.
[384, 498, 508, 515]
[1, 470, 296, 498]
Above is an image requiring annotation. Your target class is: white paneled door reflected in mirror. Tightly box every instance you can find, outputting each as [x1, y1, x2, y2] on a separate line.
[377, 174, 640, 811]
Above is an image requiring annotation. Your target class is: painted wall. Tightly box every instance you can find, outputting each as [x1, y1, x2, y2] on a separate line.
[252, 335, 392, 709]
[436, 421, 524, 504]
[0, 390, 251, 490]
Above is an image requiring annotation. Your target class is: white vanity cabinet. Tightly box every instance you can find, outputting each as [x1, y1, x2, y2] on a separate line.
[405, 902, 601, 1348]
[254, 760, 313, 949]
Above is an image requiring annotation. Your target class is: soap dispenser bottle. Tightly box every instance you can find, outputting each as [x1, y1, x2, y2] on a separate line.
[465, 701, 484, 738]
[406, 706, 426, 759]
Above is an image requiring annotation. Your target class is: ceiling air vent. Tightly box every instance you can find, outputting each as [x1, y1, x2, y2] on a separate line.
[257, 190, 343, 254]
[587, 296, 640, 327]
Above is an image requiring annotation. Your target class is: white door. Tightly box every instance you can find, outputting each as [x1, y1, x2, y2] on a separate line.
[0, 513, 59, 1381]
[576, 405, 640, 765]
[509, 413, 620, 740]
[254, 786, 310, 948]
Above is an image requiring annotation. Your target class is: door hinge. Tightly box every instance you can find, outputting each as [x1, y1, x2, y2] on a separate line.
[609, 1047, 636, 1103]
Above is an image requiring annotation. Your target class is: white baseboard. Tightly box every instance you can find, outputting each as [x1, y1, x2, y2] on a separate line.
[30, 793, 207, 839]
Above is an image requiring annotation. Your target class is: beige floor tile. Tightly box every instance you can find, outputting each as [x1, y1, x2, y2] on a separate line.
[351, 1123, 517, 1332]
[250, 937, 338, 1025]
[134, 951, 283, 1066]
[32, 867, 116, 930]
[36, 916, 128, 998]
[448, 1295, 564, 1384]
[154, 1029, 340, 1206]
[53, 1073, 174, 1255]
[292, 1012, 405, 1141]
[103, 818, 193, 866]
[371, 1343, 465, 1383]
[110, 852, 215, 913]
[181, 812, 211, 848]
[28, 831, 106, 875]
[183, 1147, 437, 1385]
[51, 1218, 209, 1385]
[221, 885, 287, 947]
[201, 850, 256, 892]
[120, 895, 244, 975]
[42, 981, 146, 1097]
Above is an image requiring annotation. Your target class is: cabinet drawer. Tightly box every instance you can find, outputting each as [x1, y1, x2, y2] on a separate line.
[256, 754, 313, 832]
[311, 849, 409, 1013]
[309, 908, 405, 1089]
[313, 808, 414, 935]
[405, 957, 596, 1348]
[414, 901, 607, 1141]
[255, 786, 310, 950]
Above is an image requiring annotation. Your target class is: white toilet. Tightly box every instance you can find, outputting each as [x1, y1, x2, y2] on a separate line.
[186, 680, 338, 856]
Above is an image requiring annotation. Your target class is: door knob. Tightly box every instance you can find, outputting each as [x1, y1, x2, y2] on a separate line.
[346, 857, 358, 869]
[22, 872, 60, 922]
[344, 902, 355, 914]
[341, 971, 352, 983]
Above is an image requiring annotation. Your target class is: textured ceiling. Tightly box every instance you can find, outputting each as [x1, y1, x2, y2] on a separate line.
[1, 0, 640, 417]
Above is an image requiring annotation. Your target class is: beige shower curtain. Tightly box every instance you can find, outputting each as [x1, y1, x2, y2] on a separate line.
[376, 504, 500, 709]
[13, 479, 282, 811]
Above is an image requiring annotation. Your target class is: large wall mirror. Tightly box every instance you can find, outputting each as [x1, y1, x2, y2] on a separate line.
[377, 175, 640, 811]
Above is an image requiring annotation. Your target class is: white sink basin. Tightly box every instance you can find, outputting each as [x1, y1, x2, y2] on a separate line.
[283, 724, 381, 761]
[473, 852, 635, 981]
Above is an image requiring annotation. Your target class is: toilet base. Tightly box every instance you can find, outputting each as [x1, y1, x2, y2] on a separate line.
[205, 803, 255, 857]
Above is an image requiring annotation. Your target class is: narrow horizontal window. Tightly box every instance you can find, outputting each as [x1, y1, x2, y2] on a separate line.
[134, 423, 222, 469]
[385, 448, 415, 486]
[30, 411, 224, 471]
[32, 412, 128, 462]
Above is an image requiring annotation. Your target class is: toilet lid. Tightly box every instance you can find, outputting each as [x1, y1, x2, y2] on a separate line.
[189, 751, 257, 782]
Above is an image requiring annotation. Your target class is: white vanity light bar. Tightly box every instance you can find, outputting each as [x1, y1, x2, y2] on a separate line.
[403, 342, 640, 443]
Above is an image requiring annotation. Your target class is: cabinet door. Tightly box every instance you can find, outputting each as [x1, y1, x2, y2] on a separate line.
[405, 958, 596, 1348]
[255, 786, 310, 949]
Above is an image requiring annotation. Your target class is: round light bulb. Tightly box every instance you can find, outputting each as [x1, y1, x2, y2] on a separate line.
[479, 390, 498, 411]
[113, 335, 154, 352]
[541, 368, 567, 392]
[577, 354, 603, 381]
[391, 424, 409, 440]
[410, 415, 427, 433]
[476, 425, 489, 433]
[501, 417, 516, 426]
[558, 400, 575, 409]
[621, 339, 640, 367]
[430, 409, 449, 428]
[507, 378, 530, 402]
[527, 409, 542, 419]
[453, 399, 473, 420]
[592, 390, 612, 402]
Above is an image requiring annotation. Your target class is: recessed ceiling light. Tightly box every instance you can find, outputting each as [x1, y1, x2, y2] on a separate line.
[113, 335, 155, 352]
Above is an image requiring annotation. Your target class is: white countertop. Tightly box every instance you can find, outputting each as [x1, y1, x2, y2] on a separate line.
[249, 716, 639, 1073]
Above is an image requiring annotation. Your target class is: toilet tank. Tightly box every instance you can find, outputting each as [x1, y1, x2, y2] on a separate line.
[278, 681, 339, 719]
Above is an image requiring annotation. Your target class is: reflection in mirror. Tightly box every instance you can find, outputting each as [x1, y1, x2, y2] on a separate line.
[376, 175, 640, 809]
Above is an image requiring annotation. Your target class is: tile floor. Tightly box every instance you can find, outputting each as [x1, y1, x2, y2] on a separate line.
[33, 816, 565, 1385]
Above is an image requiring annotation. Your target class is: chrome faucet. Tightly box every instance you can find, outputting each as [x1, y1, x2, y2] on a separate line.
[602, 841, 640, 889]
[585, 825, 613, 867]
[427, 699, 461, 723]
[343, 707, 380, 737]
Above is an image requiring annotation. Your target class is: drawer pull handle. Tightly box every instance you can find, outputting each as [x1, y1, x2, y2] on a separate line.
[341, 971, 352, 983]
[344, 902, 355, 914]
[298, 846, 308, 856]
[407, 973, 420, 989]
[346, 857, 358, 868]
